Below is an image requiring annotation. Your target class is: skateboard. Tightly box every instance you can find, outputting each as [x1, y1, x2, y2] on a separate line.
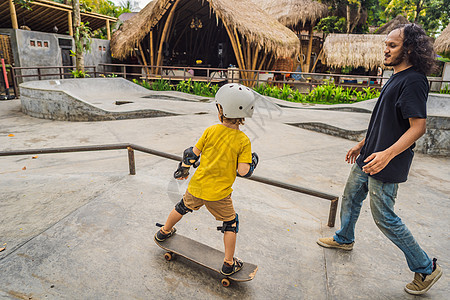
[154, 223, 258, 287]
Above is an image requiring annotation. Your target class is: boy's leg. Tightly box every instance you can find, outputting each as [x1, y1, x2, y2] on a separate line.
[156, 192, 199, 241]
[220, 214, 243, 275]
[334, 164, 369, 244]
[203, 195, 243, 274]
[161, 208, 183, 233]
[368, 177, 433, 274]
[223, 227, 237, 265]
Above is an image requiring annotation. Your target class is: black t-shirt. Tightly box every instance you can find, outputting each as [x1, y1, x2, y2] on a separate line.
[356, 67, 428, 183]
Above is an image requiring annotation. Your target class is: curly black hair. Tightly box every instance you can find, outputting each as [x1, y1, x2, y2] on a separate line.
[393, 23, 437, 75]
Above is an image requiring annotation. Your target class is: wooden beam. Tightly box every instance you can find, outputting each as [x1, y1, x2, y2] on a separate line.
[138, 43, 149, 78]
[233, 27, 246, 78]
[223, 21, 243, 70]
[8, 0, 18, 29]
[150, 30, 154, 73]
[257, 51, 268, 71]
[310, 47, 324, 73]
[106, 19, 110, 40]
[305, 27, 314, 73]
[156, 0, 180, 72]
[68, 10, 73, 36]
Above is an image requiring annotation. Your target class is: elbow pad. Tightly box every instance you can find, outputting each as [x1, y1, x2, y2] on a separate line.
[238, 152, 259, 178]
[182, 146, 200, 166]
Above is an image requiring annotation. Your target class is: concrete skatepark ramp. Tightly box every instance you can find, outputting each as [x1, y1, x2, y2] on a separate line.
[19, 78, 184, 121]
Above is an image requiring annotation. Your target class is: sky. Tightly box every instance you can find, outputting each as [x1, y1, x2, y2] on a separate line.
[109, 0, 153, 11]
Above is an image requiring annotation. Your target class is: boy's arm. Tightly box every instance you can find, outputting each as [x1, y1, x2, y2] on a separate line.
[237, 152, 258, 178]
[174, 146, 202, 180]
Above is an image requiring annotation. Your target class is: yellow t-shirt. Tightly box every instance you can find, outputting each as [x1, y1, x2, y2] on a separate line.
[188, 124, 252, 201]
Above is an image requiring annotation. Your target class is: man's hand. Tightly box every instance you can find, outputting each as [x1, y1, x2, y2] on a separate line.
[362, 118, 426, 175]
[345, 139, 365, 164]
[362, 150, 394, 175]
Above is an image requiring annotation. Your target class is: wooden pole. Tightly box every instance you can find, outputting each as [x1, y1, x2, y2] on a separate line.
[234, 27, 246, 81]
[249, 46, 259, 87]
[156, 0, 180, 72]
[310, 47, 324, 73]
[8, 0, 18, 29]
[106, 20, 111, 40]
[68, 11, 73, 36]
[149, 30, 154, 73]
[138, 43, 149, 78]
[305, 27, 314, 73]
[223, 22, 245, 76]
[257, 51, 268, 71]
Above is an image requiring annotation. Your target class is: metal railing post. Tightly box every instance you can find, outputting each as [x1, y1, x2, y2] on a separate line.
[127, 147, 136, 175]
[328, 197, 339, 227]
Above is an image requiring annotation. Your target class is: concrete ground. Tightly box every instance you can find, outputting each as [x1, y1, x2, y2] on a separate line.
[0, 94, 448, 299]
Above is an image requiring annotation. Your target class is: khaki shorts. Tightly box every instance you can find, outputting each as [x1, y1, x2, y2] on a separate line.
[183, 191, 236, 222]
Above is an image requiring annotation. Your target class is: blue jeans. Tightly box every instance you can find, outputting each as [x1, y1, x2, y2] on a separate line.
[334, 164, 433, 274]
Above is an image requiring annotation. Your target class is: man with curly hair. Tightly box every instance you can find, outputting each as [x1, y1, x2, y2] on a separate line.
[317, 23, 442, 295]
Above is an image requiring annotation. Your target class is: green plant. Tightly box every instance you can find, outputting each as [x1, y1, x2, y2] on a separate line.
[151, 79, 172, 91]
[71, 69, 89, 78]
[440, 84, 450, 94]
[210, 84, 219, 96]
[16, 0, 33, 10]
[176, 79, 193, 94]
[192, 81, 203, 95]
[314, 16, 346, 34]
[74, 22, 92, 54]
[280, 84, 293, 100]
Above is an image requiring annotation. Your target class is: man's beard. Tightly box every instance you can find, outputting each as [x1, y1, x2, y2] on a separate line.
[384, 53, 405, 67]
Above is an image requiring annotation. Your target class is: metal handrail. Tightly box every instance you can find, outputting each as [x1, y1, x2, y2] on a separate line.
[0, 143, 338, 227]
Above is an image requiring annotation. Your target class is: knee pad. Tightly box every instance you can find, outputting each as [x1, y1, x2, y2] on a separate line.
[217, 213, 239, 233]
[174, 198, 193, 215]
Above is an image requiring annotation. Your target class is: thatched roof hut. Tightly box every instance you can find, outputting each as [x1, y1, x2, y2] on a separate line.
[376, 15, 410, 34]
[254, 0, 328, 29]
[111, 0, 300, 76]
[323, 34, 386, 70]
[252, 0, 328, 72]
[434, 23, 450, 55]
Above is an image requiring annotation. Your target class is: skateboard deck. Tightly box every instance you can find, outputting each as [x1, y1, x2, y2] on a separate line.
[154, 226, 258, 287]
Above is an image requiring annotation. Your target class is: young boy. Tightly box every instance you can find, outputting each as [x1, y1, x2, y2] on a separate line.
[155, 83, 259, 276]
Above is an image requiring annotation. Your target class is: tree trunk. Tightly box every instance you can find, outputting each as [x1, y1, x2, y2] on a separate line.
[349, 4, 361, 33]
[72, 0, 84, 73]
[346, 5, 351, 33]
[414, 0, 424, 23]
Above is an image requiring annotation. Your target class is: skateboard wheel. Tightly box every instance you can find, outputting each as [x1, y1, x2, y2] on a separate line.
[221, 278, 230, 287]
[164, 252, 173, 261]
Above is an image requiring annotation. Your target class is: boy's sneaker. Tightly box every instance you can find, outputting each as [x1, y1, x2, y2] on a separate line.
[316, 237, 354, 251]
[154, 227, 176, 242]
[221, 258, 244, 276]
[405, 258, 443, 295]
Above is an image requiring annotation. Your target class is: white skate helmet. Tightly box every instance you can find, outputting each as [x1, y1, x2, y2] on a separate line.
[215, 83, 255, 118]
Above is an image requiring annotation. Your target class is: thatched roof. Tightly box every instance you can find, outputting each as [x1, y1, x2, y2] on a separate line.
[111, 0, 300, 60]
[376, 15, 410, 34]
[434, 23, 450, 54]
[254, 0, 328, 28]
[323, 34, 386, 69]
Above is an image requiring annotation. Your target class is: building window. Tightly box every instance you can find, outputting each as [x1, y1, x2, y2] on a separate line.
[43, 41, 49, 47]
[30, 40, 36, 47]
[37, 41, 42, 47]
